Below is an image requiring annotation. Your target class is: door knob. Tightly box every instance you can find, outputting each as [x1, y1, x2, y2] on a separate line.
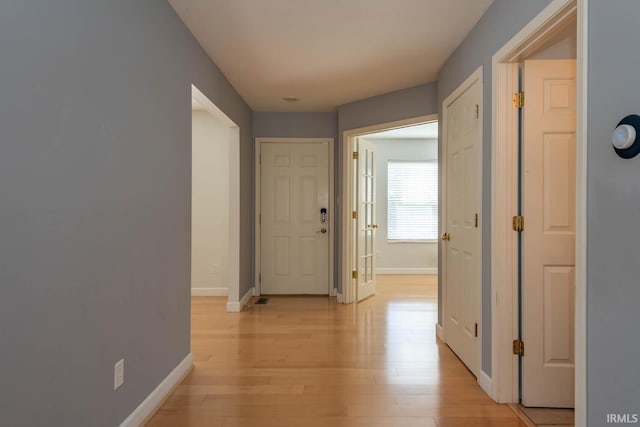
[316, 227, 327, 234]
[441, 232, 450, 241]
[372, 224, 379, 229]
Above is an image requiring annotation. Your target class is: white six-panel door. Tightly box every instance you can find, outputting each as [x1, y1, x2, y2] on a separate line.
[260, 142, 330, 294]
[521, 59, 576, 407]
[443, 72, 482, 377]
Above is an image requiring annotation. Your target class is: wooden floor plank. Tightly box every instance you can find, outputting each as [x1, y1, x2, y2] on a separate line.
[146, 275, 524, 426]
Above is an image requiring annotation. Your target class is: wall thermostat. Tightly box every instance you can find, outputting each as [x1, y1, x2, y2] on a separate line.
[612, 115, 640, 158]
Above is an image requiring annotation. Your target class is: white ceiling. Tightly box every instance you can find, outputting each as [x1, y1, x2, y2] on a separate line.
[169, 0, 493, 112]
[364, 122, 438, 140]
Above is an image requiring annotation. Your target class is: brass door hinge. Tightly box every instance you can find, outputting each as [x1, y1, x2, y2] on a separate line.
[474, 323, 478, 338]
[352, 270, 358, 279]
[475, 213, 478, 228]
[352, 211, 358, 219]
[352, 152, 359, 160]
[513, 339, 525, 356]
[475, 104, 480, 119]
[512, 91, 525, 109]
[512, 215, 524, 232]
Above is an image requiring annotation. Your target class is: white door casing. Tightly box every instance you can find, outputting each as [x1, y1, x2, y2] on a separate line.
[442, 67, 483, 378]
[521, 59, 576, 408]
[490, 2, 585, 421]
[259, 141, 330, 295]
[356, 138, 376, 302]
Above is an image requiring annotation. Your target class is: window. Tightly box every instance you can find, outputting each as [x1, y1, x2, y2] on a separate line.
[387, 161, 438, 241]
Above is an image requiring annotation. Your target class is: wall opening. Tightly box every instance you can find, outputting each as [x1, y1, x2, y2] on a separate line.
[190, 85, 240, 311]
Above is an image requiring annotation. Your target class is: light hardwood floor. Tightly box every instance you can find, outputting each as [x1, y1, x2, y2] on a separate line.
[147, 275, 524, 427]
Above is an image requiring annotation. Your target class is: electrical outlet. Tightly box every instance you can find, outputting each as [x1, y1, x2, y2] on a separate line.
[114, 359, 124, 390]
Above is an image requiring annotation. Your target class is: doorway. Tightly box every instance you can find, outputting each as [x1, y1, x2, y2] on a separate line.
[190, 85, 240, 311]
[491, 0, 585, 423]
[254, 138, 334, 296]
[341, 115, 439, 304]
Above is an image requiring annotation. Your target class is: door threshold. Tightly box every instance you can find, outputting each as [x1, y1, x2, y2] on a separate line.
[508, 403, 575, 427]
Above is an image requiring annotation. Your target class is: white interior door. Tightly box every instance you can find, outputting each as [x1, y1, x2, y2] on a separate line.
[260, 142, 330, 294]
[521, 59, 576, 408]
[356, 138, 376, 302]
[443, 74, 482, 377]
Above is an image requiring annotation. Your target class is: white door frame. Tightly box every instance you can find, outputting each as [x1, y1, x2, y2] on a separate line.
[191, 85, 241, 313]
[490, 1, 586, 424]
[440, 66, 484, 381]
[254, 137, 335, 296]
[340, 114, 437, 304]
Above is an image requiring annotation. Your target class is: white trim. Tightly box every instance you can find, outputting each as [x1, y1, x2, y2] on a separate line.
[441, 66, 484, 379]
[254, 138, 335, 297]
[376, 268, 437, 275]
[191, 288, 228, 297]
[491, 60, 521, 404]
[575, 0, 588, 425]
[226, 287, 254, 312]
[341, 115, 439, 304]
[190, 85, 241, 308]
[490, 0, 584, 414]
[495, 2, 578, 63]
[331, 287, 338, 297]
[478, 370, 494, 400]
[191, 86, 236, 127]
[119, 353, 193, 427]
[435, 323, 446, 342]
[228, 126, 241, 305]
[336, 293, 344, 304]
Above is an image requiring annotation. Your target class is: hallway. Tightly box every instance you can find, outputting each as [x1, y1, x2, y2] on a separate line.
[147, 276, 523, 426]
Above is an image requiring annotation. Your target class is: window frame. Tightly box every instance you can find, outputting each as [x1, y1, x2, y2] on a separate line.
[386, 159, 438, 243]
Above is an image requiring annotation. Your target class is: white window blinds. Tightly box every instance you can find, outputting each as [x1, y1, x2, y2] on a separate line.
[387, 161, 438, 240]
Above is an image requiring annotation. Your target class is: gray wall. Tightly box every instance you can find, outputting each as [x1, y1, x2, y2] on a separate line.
[437, 0, 554, 376]
[336, 82, 439, 292]
[587, 1, 640, 422]
[338, 82, 438, 133]
[0, 1, 252, 426]
[253, 112, 338, 139]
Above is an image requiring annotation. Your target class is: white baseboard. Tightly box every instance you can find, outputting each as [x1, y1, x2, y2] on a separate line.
[226, 287, 254, 312]
[436, 323, 445, 342]
[119, 353, 193, 427]
[376, 268, 438, 275]
[331, 287, 338, 297]
[336, 293, 344, 303]
[478, 370, 494, 400]
[191, 287, 228, 297]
